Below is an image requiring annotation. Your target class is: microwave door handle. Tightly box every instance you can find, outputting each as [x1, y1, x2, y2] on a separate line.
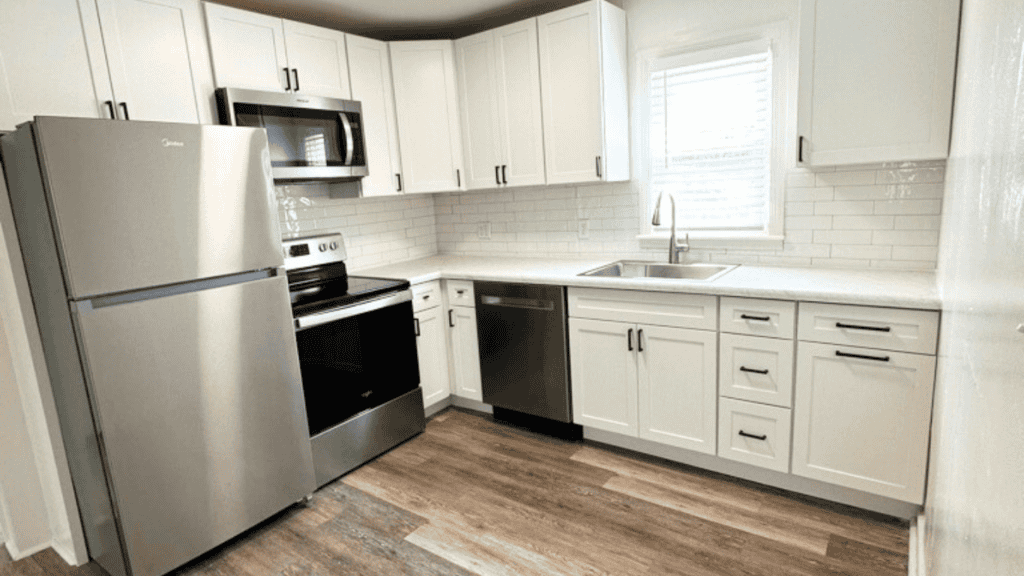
[339, 113, 355, 166]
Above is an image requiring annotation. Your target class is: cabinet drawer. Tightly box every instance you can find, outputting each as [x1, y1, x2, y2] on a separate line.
[567, 287, 717, 330]
[719, 334, 794, 408]
[797, 302, 939, 355]
[718, 398, 792, 473]
[720, 297, 796, 339]
[411, 281, 441, 312]
[446, 280, 475, 307]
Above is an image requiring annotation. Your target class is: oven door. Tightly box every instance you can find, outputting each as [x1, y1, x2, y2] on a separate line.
[294, 292, 419, 436]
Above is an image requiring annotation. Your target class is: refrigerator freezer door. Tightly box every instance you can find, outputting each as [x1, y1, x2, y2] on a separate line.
[73, 275, 313, 576]
[32, 117, 283, 298]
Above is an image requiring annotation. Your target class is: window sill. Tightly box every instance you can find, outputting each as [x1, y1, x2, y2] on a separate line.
[637, 232, 785, 251]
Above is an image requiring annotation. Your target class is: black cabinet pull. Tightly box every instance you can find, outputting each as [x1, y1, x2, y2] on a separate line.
[119, 102, 130, 121]
[740, 314, 771, 322]
[595, 156, 602, 178]
[284, 67, 291, 91]
[835, 350, 890, 362]
[627, 328, 633, 351]
[739, 366, 769, 375]
[798, 135, 805, 163]
[738, 430, 767, 441]
[456, 169, 461, 187]
[104, 100, 115, 119]
[835, 321, 891, 332]
[292, 68, 300, 92]
[448, 309, 455, 327]
[396, 173, 402, 192]
[414, 317, 420, 337]
[495, 165, 501, 185]
[501, 164, 507, 184]
[637, 329, 644, 352]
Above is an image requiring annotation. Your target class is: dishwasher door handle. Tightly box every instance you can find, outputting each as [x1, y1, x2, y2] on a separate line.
[479, 295, 554, 311]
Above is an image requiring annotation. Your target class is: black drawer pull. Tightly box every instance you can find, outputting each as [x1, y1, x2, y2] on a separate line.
[627, 328, 633, 351]
[738, 430, 767, 441]
[740, 314, 771, 322]
[836, 322, 891, 332]
[835, 350, 890, 362]
[637, 329, 644, 352]
[414, 317, 420, 337]
[739, 366, 769, 375]
[448, 309, 455, 327]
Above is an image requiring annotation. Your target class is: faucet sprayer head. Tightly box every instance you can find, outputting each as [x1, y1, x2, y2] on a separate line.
[652, 191, 664, 226]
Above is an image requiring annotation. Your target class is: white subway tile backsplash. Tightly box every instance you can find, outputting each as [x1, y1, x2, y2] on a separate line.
[813, 230, 874, 245]
[894, 215, 942, 230]
[874, 199, 943, 215]
[872, 230, 940, 246]
[814, 201, 875, 215]
[831, 215, 895, 230]
[832, 244, 892, 260]
[815, 170, 877, 186]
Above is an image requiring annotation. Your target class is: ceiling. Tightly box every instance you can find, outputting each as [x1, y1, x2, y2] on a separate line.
[214, 0, 590, 40]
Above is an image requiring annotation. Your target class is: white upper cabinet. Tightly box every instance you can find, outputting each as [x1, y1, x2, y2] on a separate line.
[455, 19, 546, 190]
[537, 0, 628, 185]
[204, 3, 351, 99]
[96, 0, 216, 124]
[347, 35, 403, 197]
[796, 0, 960, 165]
[390, 40, 465, 194]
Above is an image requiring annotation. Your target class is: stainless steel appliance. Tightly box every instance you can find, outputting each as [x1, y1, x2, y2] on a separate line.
[283, 233, 425, 487]
[216, 87, 368, 183]
[474, 281, 573, 423]
[0, 118, 315, 576]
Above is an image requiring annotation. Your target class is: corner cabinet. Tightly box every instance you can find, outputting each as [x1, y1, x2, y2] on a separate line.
[347, 35, 403, 197]
[537, 0, 628, 184]
[390, 40, 465, 194]
[204, 2, 351, 99]
[455, 19, 547, 190]
[796, 0, 960, 165]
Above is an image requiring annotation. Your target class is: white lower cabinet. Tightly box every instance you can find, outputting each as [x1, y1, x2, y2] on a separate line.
[414, 300, 451, 409]
[718, 398, 792, 473]
[568, 318, 637, 435]
[446, 281, 482, 402]
[791, 341, 936, 504]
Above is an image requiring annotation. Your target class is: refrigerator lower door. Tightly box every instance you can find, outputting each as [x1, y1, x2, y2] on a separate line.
[73, 275, 314, 576]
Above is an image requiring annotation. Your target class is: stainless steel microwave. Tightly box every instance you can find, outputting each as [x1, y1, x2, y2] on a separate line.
[215, 87, 368, 183]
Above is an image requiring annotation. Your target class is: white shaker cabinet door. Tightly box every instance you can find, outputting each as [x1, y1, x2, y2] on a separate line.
[455, 30, 503, 190]
[390, 40, 465, 194]
[204, 2, 289, 92]
[96, 0, 215, 124]
[569, 318, 638, 436]
[0, 0, 114, 130]
[347, 34, 403, 197]
[637, 325, 718, 455]
[415, 306, 451, 409]
[493, 18, 547, 188]
[792, 342, 935, 504]
[282, 20, 350, 100]
[449, 305, 482, 401]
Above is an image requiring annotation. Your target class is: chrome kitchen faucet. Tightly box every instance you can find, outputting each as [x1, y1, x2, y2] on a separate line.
[651, 191, 690, 264]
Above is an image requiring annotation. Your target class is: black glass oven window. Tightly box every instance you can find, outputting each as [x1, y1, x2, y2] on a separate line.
[234, 103, 345, 168]
[295, 300, 420, 436]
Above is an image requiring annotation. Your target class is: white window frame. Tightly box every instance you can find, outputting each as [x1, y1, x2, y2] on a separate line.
[636, 21, 795, 251]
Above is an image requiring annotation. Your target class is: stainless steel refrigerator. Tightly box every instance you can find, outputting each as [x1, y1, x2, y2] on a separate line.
[0, 118, 315, 576]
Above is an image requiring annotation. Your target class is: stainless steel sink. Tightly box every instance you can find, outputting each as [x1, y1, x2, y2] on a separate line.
[580, 260, 738, 281]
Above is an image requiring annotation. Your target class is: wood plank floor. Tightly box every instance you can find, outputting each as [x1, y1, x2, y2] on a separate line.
[2, 409, 909, 576]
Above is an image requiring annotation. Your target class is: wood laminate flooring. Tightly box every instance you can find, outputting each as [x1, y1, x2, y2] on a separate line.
[2, 409, 909, 576]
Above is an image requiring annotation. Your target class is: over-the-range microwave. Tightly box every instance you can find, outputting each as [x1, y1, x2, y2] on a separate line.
[216, 87, 367, 183]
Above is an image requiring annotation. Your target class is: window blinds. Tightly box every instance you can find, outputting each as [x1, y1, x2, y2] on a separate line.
[650, 47, 772, 231]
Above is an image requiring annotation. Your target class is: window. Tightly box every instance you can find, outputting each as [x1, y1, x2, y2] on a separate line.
[640, 27, 790, 248]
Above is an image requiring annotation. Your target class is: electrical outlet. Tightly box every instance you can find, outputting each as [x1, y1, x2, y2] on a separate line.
[477, 221, 491, 239]
[578, 219, 590, 239]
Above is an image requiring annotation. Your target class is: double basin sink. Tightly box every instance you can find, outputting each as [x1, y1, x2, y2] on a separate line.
[580, 260, 737, 282]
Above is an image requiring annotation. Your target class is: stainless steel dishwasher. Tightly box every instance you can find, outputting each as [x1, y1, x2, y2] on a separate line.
[474, 281, 572, 423]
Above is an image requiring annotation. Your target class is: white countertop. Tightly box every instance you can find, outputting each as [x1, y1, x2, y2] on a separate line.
[356, 255, 940, 310]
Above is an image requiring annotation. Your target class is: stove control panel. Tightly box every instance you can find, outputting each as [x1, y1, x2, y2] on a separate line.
[282, 233, 347, 270]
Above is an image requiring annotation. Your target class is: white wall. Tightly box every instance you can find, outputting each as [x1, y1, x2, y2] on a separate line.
[927, 0, 1024, 572]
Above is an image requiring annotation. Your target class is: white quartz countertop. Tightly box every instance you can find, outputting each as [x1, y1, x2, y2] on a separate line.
[356, 255, 940, 310]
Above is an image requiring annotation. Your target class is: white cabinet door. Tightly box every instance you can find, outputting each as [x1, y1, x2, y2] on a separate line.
[449, 305, 482, 401]
[493, 18, 546, 188]
[0, 0, 114, 130]
[281, 20, 350, 99]
[347, 34, 403, 197]
[96, 0, 215, 124]
[204, 2, 289, 92]
[637, 325, 718, 454]
[797, 0, 959, 165]
[390, 40, 465, 194]
[537, 0, 627, 184]
[455, 30, 502, 190]
[568, 318, 638, 436]
[415, 306, 451, 409]
[792, 342, 935, 504]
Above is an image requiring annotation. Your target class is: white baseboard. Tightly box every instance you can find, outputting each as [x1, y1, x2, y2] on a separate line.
[424, 397, 452, 418]
[449, 395, 492, 414]
[5, 538, 51, 561]
[909, 513, 926, 576]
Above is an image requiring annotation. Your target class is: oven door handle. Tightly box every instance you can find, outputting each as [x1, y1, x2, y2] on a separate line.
[294, 290, 411, 331]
